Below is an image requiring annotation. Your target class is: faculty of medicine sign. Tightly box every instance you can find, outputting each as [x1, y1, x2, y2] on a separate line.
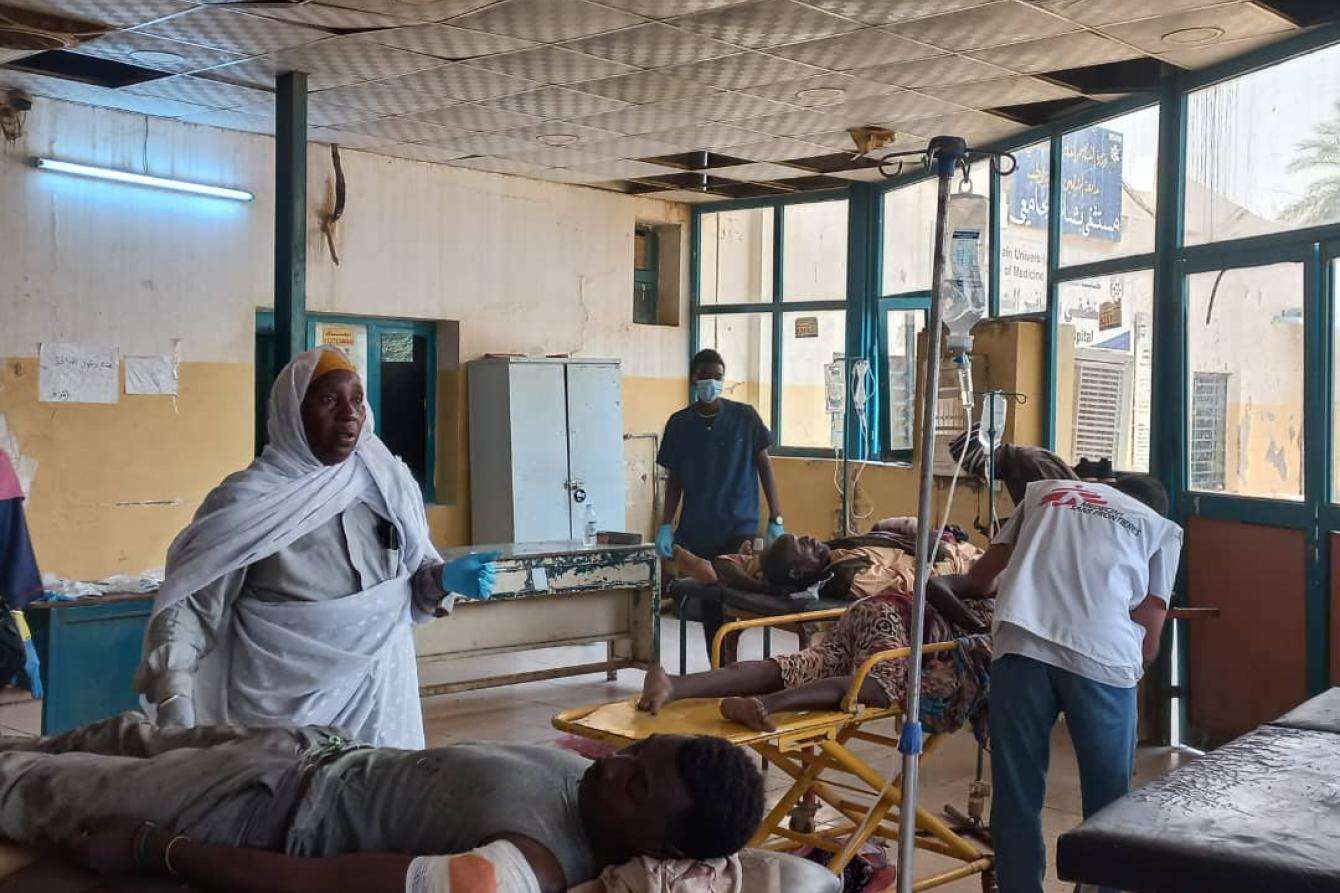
[1006, 128, 1124, 242]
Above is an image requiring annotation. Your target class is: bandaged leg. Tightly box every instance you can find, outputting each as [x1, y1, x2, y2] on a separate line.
[405, 840, 540, 893]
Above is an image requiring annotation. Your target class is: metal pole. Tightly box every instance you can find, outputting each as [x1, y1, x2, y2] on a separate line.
[897, 138, 962, 893]
[274, 70, 307, 369]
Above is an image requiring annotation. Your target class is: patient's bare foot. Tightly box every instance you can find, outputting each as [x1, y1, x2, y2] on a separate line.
[720, 696, 776, 732]
[673, 546, 718, 585]
[637, 664, 675, 714]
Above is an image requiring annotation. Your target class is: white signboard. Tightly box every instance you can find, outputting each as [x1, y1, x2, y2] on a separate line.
[38, 342, 119, 404]
[125, 355, 179, 395]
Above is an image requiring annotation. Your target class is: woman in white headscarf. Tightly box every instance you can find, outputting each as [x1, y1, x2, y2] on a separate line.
[134, 347, 496, 749]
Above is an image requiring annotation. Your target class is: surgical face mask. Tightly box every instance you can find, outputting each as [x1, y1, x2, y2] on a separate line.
[694, 378, 723, 403]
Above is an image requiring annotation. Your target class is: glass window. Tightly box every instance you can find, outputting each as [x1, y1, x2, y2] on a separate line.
[885, 308, 926, 453]
[1000, 140, 1050, 315]
[881, 174, 987, 296]
[696, 313, 773, 424]
[1059, 105, 1159, 267]
[379, 330, 429, 486]
[1055, 270, 1154, 472]
[1186, 263, 1305, 500]
[1185, 42, 1340, 245]
[780, 310, 845, 449]
[1334, 260, 1340, 503]
[783, 200, 847, 301]
[699, 208, 774, 305]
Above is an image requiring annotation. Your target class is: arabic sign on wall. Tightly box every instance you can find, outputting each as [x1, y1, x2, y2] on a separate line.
[1006, 129, 1124, 243]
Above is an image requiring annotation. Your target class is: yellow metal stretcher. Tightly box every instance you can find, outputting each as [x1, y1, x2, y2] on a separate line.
[552, 609, 995, 892]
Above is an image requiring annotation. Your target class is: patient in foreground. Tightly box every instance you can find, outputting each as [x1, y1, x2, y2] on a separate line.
[0, 714, 763, 893]
[646, 527, 992, 733]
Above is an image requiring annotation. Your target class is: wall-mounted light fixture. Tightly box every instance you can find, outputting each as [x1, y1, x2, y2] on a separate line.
[32, 157, 254, 201]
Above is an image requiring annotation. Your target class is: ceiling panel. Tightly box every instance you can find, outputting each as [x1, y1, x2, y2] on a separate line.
[122, 73, 269, 109]
[896, 109, 1024, 142]
[714, 136, 834, 161]
[826, 89, 964, 124]
[770, 28, 940, 70]
[1101, 3, 1294, 55]
[691, 90, 798, 121]
[559, 157, 684, 179]
[969, 30, 1142, 73]
[356, 24, 535, 60]
[240, 3, 408, 30]
[176, 107, 274, 134]
[503, 120, 622, 145]
[888, 1, 1080, 52]
[564, 23, 738, 69]
[466, 46, 637, 85]
[382, 62, 538, 102]
[854, 54, 1011, 88]
[307, 124, 397, 148]
[320, 0, 497, 22]
[447, 0, 646, 43]
[3, 0, 190, 29]
[670, 0, 861, 50]
[304, 99, 389, 127]
[445, 155, 554, 176]
[578, 99, 703, 135]
[661, 52, 824, 90]
[312, 82, 461, 115]
[72, 30, 242, 74]
[642, 121, 768, 149]
[487, 86, 631, 119]
[711, 160, 807, 180]
[415, 103, 543, 131]
[376, 142, 473, 162]
[1157, 32, 1283, 69]
[135, 8, 328, 56]
[82, 90, 207, 117]
[579, 134, 688, 158]
[740, 71, 899, 106]
[598, 0, 752, 16]
[1034, 0, 1240, 27]
[430, 132, 539, 154]
[803, 0, 994, 26]
[492, 145, 605, 166]
[240, 38, 445, 90]
[724, 108, 847, 137]
[574, 71, 717, 104]
[337, 113, 467, 143]
[921, 74, 1082, 108]
[538, 167, 617, 184]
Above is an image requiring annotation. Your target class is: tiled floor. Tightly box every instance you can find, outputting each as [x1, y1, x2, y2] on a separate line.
[0, 618, 1191, 892]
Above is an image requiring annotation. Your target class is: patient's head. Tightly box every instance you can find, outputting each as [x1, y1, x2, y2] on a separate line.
[579, 734, 764, 862]
[761, 534, 830, 589]
[1111, 473, 1170, 517]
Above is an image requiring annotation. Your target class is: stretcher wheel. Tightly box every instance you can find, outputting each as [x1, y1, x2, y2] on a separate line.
[788, 799, 819, 834]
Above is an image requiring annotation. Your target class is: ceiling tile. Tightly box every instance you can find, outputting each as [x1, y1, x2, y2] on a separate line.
[715, 136, 834, 161]
[337, 114, 468, 143]
[503, 120, 622, 146]
[770, 28, 940, 69]
[308, 125, 397, 148]
[731, 107, 850, 136]
[786, 128, 860, 150]
[711, 160, 808, 180]
[740, 71, 899, 106]
[564, 23, 738, 69]
[3, 0, 190, 29]
[560, 158, 684, 179]
[1101, 2, 1295, 55]
[313, 81, 461, 115]
[487, 86, 630, 119]
[825, 164, 892, 181]
[466, 46, 637, 85]
[854, 54, 1010, 88]
[1157, 33, 1283, 69]
[598, 0, 750, 17]
[320, 0, 496, 22]
[969, 31, 1143, 74]
[191, 58, 282, 90]
[355, 24, 535, 60]
[642, 122, 768, 149]
[431, 132, 538, 154]
[579, 134, 688, 158]
[72, 30, 242, 74]
[305, 100, 389, 127]
[241, 3, 408, 30]
[381, 62, 538, 101]
[803, 0, 994, 26]
[691, 90, 798, 121]
[574, 71, 717, 104]
[414, 103, 544, 131]
[375, 142, 473, 163]
[446, 155, 554, 176]
[826, 90, 964, 124]
[279, 37, 443, 86]
[888, 1, 1080, 52]
[448, 0, 646, 43]
[921, 75, 1081, 109]
[649, 188, 732, 202]
[1033, 0, 1240, 27]
[895, 109, 1023, 142]
[496, 145, 612, 165]
[176, 107, 274, 134]
[671, 0, 861, 50]
[136, 8, 328, 56]
[87, 90, 208, 117]
[539, 167, 617, 184]
[578, 100, 703, 135]
[122, 73, 269, 109]
[0, 69, 104, 104]
[661, 52, 824, 91]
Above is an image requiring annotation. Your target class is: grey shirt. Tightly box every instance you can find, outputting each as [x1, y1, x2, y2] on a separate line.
[138, 500, 446, 705]
[288, 742, 598, 886]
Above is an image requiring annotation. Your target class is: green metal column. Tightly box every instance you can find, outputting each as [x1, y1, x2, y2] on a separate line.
[274, 70, 307, 368]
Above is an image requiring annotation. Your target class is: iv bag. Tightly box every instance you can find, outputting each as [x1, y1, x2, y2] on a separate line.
[940, 192, 988, 355]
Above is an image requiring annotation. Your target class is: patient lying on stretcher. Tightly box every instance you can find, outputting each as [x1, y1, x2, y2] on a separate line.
[647, 526, 993, 734]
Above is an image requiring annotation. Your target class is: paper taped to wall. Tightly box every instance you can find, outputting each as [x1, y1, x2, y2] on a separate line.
[125, 354, 179, 395]
[38, 342, 119, 404]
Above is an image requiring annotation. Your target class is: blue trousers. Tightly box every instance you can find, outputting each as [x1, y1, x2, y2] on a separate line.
[989, 654, 1136, 893]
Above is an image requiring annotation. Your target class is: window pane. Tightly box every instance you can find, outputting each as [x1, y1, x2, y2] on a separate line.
[881, 174, 987, 296]
[783, 200, 847, 301]
[699, 208, 773, 305]
[1186, 263, 1304, 499]
[1055, 270, 1154, 472]
[1334, 260, 1340, 502]
[1185, 42, 1340, 245]
[379, 332, 428, 487]
[1000, 141, 1050, 315]
[1059, 105, 1159, 267]
[696, 313, 773, 424]
[780, 310, 846, 448]
[885, 308, 926, 452]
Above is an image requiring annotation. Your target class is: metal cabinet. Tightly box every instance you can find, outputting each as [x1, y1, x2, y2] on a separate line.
[468, 357, 626, 544]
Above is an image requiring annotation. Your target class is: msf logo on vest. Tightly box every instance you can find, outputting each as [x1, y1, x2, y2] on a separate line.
[1039, 484, 1107, 509]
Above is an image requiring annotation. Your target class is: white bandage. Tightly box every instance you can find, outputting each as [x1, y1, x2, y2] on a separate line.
[405, 840, 542, 893]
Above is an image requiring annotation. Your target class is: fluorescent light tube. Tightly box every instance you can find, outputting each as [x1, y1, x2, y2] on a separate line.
[33, 157, 253, 202]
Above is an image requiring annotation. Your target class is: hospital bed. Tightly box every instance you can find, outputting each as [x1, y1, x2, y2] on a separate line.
[554, 608, 996, 892]
[1056, 686, 1340, 892]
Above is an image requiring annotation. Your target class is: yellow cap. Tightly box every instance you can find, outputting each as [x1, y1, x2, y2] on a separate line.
[312, 348, 357, 383]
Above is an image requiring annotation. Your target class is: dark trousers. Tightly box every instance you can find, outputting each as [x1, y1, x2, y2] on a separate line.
[675, 533, 752, 660]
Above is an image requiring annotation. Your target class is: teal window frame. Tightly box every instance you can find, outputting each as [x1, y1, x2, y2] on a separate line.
[255, 310, 438, 502]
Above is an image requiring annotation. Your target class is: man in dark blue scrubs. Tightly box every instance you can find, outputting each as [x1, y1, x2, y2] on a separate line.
[657, 349, 784, 657]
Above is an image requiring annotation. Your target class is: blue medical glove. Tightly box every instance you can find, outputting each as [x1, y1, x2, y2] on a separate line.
[655, 524, 674, 559]
[441, 551, 501, 601]
[766, 520, 785, 545]
[18, 637, 42, 701]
